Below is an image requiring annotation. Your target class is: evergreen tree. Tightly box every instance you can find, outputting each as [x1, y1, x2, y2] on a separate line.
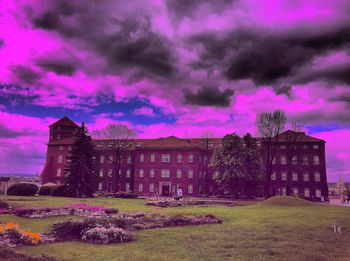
[64, 123, 98, 197]
[242, 133, 264, 196]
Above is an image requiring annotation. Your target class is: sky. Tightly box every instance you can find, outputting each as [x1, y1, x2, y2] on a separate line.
[0, 0, 349, 181]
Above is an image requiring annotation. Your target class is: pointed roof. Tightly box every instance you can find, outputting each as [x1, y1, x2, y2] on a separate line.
[141, 136, 200, 149]
[49, 116, 79, 128]
[275, 130, 324, 142]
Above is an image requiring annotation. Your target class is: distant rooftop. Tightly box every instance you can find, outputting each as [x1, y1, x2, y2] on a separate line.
[49, 116, 79, 128]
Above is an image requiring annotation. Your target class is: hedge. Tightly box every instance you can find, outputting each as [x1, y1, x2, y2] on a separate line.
[7, 183, 38, 196]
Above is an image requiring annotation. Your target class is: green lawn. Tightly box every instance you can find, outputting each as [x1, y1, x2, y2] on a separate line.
[1, 196, 350, 261]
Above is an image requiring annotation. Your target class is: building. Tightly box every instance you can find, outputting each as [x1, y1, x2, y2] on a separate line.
[41, 116, 328, 200]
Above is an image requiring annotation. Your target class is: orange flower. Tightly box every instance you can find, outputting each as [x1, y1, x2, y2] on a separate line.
[0, 222, 41, 245]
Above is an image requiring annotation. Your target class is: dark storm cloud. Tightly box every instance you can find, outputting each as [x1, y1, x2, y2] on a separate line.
[190, 26, 350, 85]
[29, 1, 176, 79]
[11, 65, 41, 85]
[184, 85, 234, 107]
[36, 55, 81, 76]
[274, 85, 292, 97]
[296, 64, 350, 85]
[166, 0, 236, 21]
[330, 94, 350, 104]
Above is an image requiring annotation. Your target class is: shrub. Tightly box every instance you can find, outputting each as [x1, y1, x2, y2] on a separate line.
[0, 200, 9, 209]
[12, 208, 36, 217]
[114, 192, 138, 198]
[104, 208, 118, 215]
[38, 186, 54, 196]
[51, 217, 127, 241]
[81, 226, 132, 244]
[51, 185, 66, 197]
[7, 183, 38, 196]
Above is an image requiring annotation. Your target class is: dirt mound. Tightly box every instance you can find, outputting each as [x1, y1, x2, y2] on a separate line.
[260, 196, 313, 207]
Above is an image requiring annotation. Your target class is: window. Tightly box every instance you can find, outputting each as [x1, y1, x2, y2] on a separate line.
[203, 171, 206, 179]
[281, 172, 287, 181]
[204, 156, 208, 163]
[59, 146, 64, 151]
[188, 154, 193, 163]
[292, 187, 298, 196]
[126, 169, 131, 178]
[139, 169, 144, 178]
[140, 154, 144, 163]
[303, 173, 309, 181]
[188, 170, 193, 179]
[68, 146, 72, 151]
[99, 169, 103, 177]
[150, 154, 155, 162]
[108, 155, 113, 163]
[281, 156, 286, 164]
[162, 154, 170, 162]
[138, 183, 143, 192]
[303, 144, 308, 149]
[161, 169, 170, 178]
[177, 169, 182, 178]
[57, 134, 61, 140]
[127, 155, 131, 163]
[149, 183, 154, 193]
[108, 169, 113, 177]
[272, 157, 276, 165]
[271, 172, 276, 180]
[280, 145, 286, 149]
[292, 172, 298, 181]
[150, 169, 155, 178]
[302, 155, 308, 165]
[100, 155, 105, 164]
[314, 155, 320, 165]
[188, 184, 193, 194]
[304, 188, 310, 197]
[98, 182, 103, 191]
[177, 154, 182, 163]
[316, 189, 321, 198]
[57, 126, 61, 131]
[119, 169, 122, 176]
[57, 168, 62, 177]
[292, 156, 297, 165]
[125, 183, 130, 192]
[282, 187, 286, 196]
[313, 144, 319, 149]
[58, 155, 63, 163]
[314, 172, 320, 182]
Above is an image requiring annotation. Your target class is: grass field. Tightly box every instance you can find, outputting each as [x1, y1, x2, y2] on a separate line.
[1, 195, 350, 261]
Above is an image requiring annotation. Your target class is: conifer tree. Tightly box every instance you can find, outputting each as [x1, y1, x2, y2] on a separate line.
[64, 123, 98, 197]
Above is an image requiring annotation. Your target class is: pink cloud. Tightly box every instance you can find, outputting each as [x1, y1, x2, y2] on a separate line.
[132, 106, 156, 117]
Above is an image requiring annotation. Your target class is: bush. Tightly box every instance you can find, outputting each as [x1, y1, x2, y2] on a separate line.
[12, 208, 36, 217]
[0, 200, 9, 209]
[38, 186, 54, 196]
[7, 183, 38, 196]
[51, 185, 66, 197]
[81, 226, 132, 244]
[114, 192, 138, 198]
[0, 246, 57, 261]
[51, 217, 127, 241]
[104, 208, 118, 215]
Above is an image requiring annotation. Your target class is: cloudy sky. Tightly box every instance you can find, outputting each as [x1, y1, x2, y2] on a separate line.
[0, 0, 349, 181]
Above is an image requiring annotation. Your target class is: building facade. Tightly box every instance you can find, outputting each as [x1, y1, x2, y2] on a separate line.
[41, 117, 328, 200]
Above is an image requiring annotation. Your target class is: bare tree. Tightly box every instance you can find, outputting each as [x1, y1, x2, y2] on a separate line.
[93, 124, 136, 193]
[256, 110, 287, 197]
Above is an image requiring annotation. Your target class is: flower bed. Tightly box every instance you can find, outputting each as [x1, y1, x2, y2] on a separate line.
[0, 222, 42, 247]
[12, 203, 118, 218]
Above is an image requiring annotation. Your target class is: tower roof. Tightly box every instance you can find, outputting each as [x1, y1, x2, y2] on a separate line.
[49, 116, 79, 128]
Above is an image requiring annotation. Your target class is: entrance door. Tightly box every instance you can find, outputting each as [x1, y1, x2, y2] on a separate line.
[162, 185, 170, 197]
